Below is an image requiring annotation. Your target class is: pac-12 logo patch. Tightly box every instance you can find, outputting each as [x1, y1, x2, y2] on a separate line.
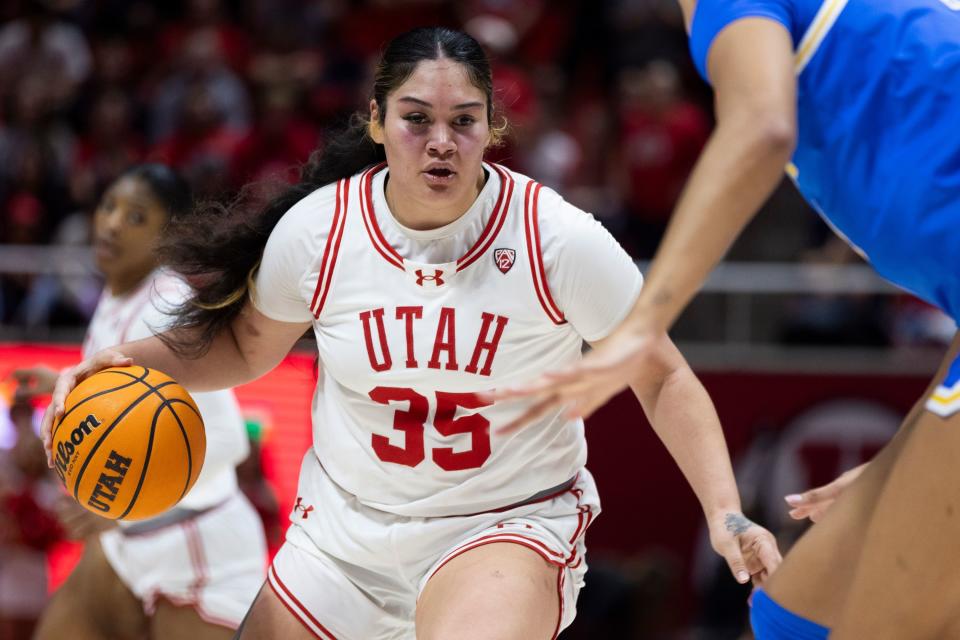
[494, 248, 516, 274]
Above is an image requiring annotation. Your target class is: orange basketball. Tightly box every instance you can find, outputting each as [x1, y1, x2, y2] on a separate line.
[51, 366, 206, 521]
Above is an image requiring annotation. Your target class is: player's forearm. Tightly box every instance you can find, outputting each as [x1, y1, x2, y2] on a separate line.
[639, 365, 743, 520]
[629, 112, 795, 334]
[112, 324, 259, 392]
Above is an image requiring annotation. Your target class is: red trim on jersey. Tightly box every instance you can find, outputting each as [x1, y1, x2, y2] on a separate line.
[359, 162, 514, 272]
[523, 181, 565, 325]
[426, 534, 566, 589]
[456, 163, 514, 272]
[552, 566, 565, 640]
[359, 163, 404, 270]
[268, 565, 339, 640]
[310, 177, 350, 318]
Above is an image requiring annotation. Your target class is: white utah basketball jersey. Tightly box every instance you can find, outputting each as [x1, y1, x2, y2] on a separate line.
[254, 163, 642, 517]
[84, 269, 249, 511]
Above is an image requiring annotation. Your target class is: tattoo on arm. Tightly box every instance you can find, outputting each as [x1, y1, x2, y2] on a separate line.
[725, 512, 754, 536]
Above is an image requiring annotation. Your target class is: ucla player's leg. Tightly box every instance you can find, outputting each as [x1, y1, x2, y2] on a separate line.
[34, 537, 146, 640]
[415, 542, 561, 640]
[151, 600, 234, 640]
[762, 332, 960, 633]
[830, 393, 960, 636]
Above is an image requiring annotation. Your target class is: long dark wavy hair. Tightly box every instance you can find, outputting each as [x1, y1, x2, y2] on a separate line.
[157, 27, 503, 357]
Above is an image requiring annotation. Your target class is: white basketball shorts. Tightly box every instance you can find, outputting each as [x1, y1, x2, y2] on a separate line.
[268, 451, 600, 639]
[100, 490, 267, 628]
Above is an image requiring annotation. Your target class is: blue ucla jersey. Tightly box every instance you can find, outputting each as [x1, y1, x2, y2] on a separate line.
[690, 0, 960, 319]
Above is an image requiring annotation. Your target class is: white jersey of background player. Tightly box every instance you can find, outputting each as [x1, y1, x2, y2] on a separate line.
[29, 166, 266, 640]
[84, 268, 250, 509]
[83, 269, 267, 628]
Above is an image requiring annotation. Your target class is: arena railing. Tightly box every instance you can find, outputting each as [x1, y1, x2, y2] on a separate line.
[0, 247, 946, 374]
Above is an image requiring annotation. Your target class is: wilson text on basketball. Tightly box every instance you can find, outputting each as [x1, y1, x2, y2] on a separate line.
[53, 413, 103, 483]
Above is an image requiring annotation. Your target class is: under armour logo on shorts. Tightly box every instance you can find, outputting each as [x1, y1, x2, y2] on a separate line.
[294, 497, 314, 519]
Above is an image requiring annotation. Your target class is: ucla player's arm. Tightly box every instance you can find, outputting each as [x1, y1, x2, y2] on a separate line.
[632, 14, 796, 333]
[598, 327, 782, 584]
[494, 13, 797, 424]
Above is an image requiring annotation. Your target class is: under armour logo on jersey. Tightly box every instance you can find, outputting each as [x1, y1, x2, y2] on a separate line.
[494, 248, 516, 274]
[415, 269, 445, 287]
[294, 496, 314, 519]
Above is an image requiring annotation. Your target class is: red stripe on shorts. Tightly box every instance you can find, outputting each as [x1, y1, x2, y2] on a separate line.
[268, 564, 339, 640]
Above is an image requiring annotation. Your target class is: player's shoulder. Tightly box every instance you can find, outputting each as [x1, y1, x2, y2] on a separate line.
[491, 165, 587, 227]
[515, 172, 600, 237]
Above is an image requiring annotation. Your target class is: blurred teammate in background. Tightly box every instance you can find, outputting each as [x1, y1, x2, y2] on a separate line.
[36, 28, 779, 640]
[16, 164, 266, 640]
[495, 1, 960, 637]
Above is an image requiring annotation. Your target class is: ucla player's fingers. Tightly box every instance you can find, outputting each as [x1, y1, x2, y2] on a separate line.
[561, 394, 605, 421]
[484, 377, 558, 402]
[540, 362, 587, 383]
[784, 483, 841, 512]
[808, 506, 833, 523]
[496, 395, 563, 434]
[787, 506, 811, 520]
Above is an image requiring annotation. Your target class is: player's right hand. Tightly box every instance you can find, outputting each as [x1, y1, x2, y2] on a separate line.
[12, 366, 60, 398]
[40, 349, 133, 468]
[784, 462, 868, 522]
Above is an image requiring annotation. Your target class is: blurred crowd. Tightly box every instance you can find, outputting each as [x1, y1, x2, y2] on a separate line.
[0, 0, 950, 342]
[0, 0, 721, 324]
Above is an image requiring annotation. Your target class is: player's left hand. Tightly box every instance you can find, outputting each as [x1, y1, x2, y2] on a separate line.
[709, 512, 781, 586]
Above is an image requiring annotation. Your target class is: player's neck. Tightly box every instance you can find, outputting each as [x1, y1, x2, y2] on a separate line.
[106, 266, 155, 297]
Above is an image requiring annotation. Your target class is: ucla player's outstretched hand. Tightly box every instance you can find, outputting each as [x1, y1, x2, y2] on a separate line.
[711, 512, 782, 586]
[40, 348, 133, 468]
[492, 329, 653, 433]
[785, 463, 868, 523]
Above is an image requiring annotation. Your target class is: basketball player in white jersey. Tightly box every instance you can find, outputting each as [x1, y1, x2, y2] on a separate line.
[39, 30, 779, 639]
[16, 165, 266, 639]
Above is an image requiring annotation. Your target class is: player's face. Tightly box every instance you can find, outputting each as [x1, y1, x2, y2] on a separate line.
[93, 176, 168, 288]
[371, 59, 490, 225]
